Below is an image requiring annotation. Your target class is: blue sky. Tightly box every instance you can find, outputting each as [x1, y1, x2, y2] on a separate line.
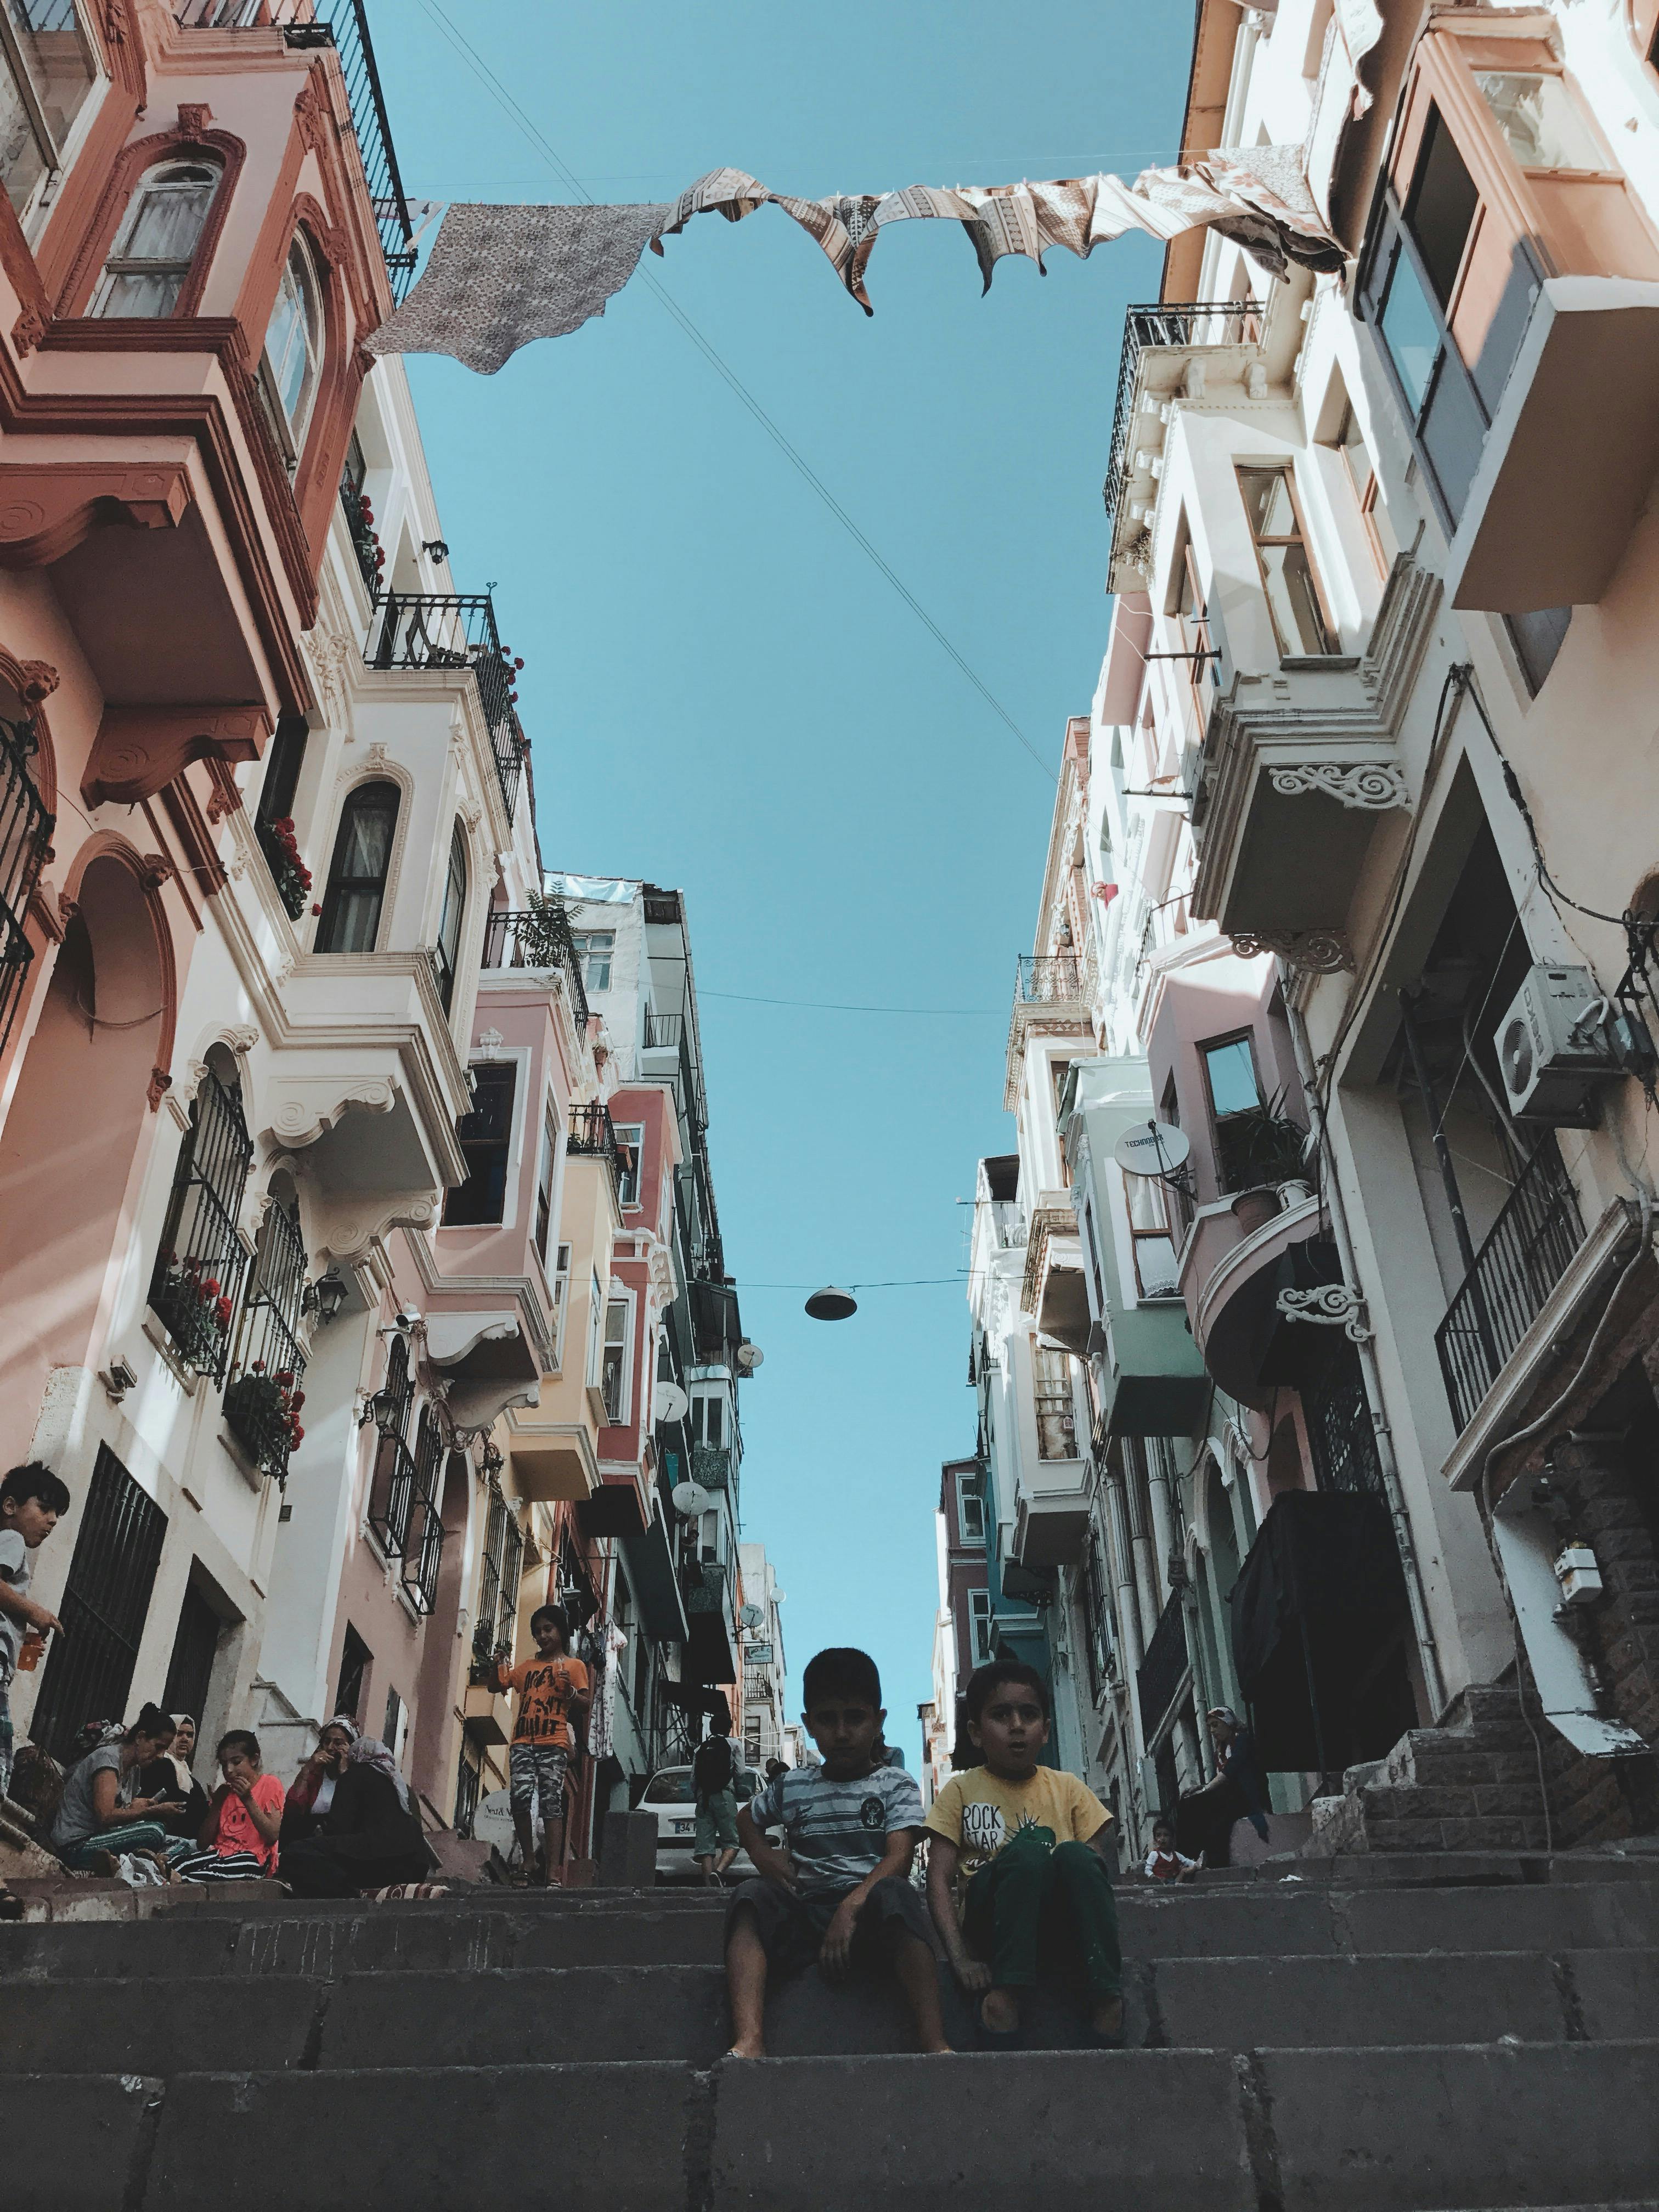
[378, 1, 1190, 1765]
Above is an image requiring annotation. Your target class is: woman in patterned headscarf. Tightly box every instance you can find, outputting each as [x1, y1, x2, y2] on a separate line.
[280, 1716, 358, 1848]
[278, 1727, 434, 1898]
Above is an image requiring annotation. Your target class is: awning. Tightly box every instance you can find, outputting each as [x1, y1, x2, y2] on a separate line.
[620, 1506, 687, 1645]
[1228, 1491, 1415, 1774]
[424, 1311, 540, 1436]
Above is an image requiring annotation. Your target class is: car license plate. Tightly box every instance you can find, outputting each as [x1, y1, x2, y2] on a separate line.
[673, 1819, 694, 1834]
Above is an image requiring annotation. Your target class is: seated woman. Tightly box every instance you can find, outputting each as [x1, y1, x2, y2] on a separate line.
[279, 1735, 436, 1898]
[170, 1728, 285, 1884]
[1176, 1706, 1272, 1869]
[50, 1705, 178, 1874]
[137, 1713, 210, 1852]
[280, 1716, 357, 1848]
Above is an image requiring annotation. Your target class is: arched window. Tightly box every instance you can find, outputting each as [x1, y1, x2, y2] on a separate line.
[147, 1049, 253, 1381]
[92, 158, 223, 317]
[259, 233, 324, 467]
[315, 781, 398, 954]
[433, 823, 467, 1013]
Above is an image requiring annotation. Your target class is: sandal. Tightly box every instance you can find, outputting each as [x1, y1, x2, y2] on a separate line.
[974, 1993, 1023, 2050]
[1079, 1996, 1126, 2050]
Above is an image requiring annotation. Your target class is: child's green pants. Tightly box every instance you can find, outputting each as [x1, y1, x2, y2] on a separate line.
[961, 1832, 1122, 1998]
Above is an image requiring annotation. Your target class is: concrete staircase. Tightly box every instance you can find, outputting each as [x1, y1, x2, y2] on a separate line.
[1310, 1686, 1554, 1857]
[3, 1854, 1658, 2210]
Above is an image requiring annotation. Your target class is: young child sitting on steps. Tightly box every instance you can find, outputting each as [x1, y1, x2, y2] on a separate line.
[925, 1659, 1124, 2049]
[726, 1646, 950, 2058]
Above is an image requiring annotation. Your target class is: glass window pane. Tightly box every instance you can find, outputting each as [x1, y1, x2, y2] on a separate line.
[100, 270, 183, 316]
[125, 177, 215, 262]
[1238, 466, 1299, 539]
[1404, 109, 1479, 308]
[1204, 1037, 1260, 1116]
[1379, 242, 1442, 416]
[328, 889, 381, 955]
[340, 798, 394, 879]
[1476, 72, 1605, 173]
[1135, 1235, 1181, 1298]
[1259, 542, 1333, 656]
[1124, 1173, 1165, 1232]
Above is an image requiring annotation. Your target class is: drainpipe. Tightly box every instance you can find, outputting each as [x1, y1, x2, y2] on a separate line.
[1284, 992, 1449, 1721]
[1122, 1440, 1162, 1644]
[1102, 1462, 1145, 1677]
[1144, 1435, 1178, 1612]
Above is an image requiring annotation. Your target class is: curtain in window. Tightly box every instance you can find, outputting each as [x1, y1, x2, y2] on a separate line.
[264, 237, 322, 439]
[317, 781, 398, 953]
[95, 162, 221, 317]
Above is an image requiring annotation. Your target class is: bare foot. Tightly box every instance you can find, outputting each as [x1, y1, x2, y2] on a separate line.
[980, 1988, 1021, 2035]
[1090, 1994, 1125, 2041]
[919, 2038, 956, 2054]
[727, 2038, 766, 2059]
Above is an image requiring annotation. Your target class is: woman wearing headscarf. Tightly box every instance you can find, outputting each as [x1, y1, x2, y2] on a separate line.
[280, 1717, 357, 1848]
[1175, 1707, 1272, 1867]
[136, 1714, 210, 1848]
[278, 1733, 436, 1898]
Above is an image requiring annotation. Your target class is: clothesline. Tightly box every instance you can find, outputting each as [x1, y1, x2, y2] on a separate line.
[365, 150, 1344, 378]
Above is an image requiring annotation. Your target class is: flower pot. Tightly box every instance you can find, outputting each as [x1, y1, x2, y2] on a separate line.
[1230, 1187, 1282, 1234]
[1276, 1178, 1314, 1207]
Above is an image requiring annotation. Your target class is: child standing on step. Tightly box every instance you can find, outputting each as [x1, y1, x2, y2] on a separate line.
[925, 1659, 1124, 2048]
[726, 1647, 950, 2057]
[0, 1460, 69, 1802]
[498, 1604, 589, 1886]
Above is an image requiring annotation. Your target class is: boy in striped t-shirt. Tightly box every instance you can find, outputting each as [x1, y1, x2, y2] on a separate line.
[728, 1647, 949, 2058]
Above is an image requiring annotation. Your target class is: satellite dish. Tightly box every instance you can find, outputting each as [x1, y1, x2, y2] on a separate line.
[671, 1480, 715, 1518]
[737, 1602, 764, 1629]
[805, 1286, 857, 1321]
[1111, 1119, 1191, 1178]
[735, 1342, 764, 1370]
[654, 1380, 690, 1424]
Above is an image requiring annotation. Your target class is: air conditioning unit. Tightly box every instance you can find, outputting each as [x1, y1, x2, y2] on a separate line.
[1494, 965, 1621, 1125]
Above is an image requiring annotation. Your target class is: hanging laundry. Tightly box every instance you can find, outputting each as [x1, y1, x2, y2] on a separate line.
[366, 149, 1341, 374]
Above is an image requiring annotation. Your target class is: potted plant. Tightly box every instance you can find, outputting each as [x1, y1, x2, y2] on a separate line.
[222, 1361, 306, 1481]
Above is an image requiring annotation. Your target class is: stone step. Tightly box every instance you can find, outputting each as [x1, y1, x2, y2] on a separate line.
[5, 1874, 1656, 1983]
[5, 1948, 1654, 2074]
[14, 2042, 1659, 2211]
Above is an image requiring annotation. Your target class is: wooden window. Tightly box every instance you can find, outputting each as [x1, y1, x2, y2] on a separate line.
[601, 1296, 630, 1423]
[1125, 1171, 1181, 1299]
[1236, 466, 1336, 657]
[550, 1240, 571, 1362]
[433, 823, 467, 1015]
[92, 158, 221, 316]
[316, 780, 398, 953]
[614, 1121, 644, 1210]
[1200, 1031, 1266, 1194]
[260, 233, 324, 469]
[534, 1097, 559, 1263]
[1331, 398, 1398, 577]
[444, 1060, 517, 1227]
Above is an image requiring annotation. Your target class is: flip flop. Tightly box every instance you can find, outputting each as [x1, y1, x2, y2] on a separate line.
[974, 1994, 1023, 2050]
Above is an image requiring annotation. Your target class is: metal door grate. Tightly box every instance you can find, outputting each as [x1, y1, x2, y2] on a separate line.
[32, 1446, 167, 1760]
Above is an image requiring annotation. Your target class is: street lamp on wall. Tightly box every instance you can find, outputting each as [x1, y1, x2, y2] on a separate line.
[303, 1272, 349, 1327]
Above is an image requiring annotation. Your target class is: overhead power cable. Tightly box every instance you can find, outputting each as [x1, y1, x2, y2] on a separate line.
[414, 0, 1057, 784]
[700, 988, 1000, 1014]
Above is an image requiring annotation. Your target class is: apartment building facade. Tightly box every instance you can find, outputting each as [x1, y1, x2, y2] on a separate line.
[954, 0, 1659, 1859]
[0, 1, 771, 1867]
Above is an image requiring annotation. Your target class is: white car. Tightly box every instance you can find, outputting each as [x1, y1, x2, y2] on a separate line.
[641, 1763, 765, 1882]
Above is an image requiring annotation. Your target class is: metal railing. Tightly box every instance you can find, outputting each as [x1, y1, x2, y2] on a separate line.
[223, 1197, 309, 1483]
[1102, 302, 1266, 538]
[0, 709, 52, 1056]
[481, 906, 589, 1026]
[29, 1444, 167, 1763]
[1303, 1344, 1384, 1497]
[1014, 952, 1087, 1005]
[148, 1071, 254, 1383]
[1435, 1139, 1587, 1434]
[568, 1100, 625, 1200]
[692, 1443, 731, 1492]
[173, 1, 418, 301]
[644, 1005, 708, 1134]
[1136, 1586, 1191, 1741]
[338, 467, 381, 591]
[366, 592, 524, 821]
[400, 1412, 446, 1615]
[686, 1560, 726, 1615]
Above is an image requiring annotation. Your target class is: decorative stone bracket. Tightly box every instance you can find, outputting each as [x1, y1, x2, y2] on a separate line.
[1229, 928, 1355, 974]
[0, 463, 192, 568]
[1266, 761, 1411, 810]
[83, 702, 270, 808]
[1275, 1280, 1373, 1342]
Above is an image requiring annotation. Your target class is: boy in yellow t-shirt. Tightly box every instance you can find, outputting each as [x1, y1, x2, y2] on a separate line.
[924, 1659, 1122, 2048]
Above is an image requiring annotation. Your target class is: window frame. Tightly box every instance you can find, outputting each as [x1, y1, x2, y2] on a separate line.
[443, 1058, 519, 1228]
[534, 1094, 560, 1264]
[315, 778, 399, 955]
[89, 153, 224, 319]
[433, 822, 467, 1017]
[1234, 462, 1339, 659]
[258, 229, 326, 475]
[613, 1120, 644, 1211]
[550, 1241, 571, 1367]
[1123, 1170, 1182, 1301]
[957, 1486, 986, 1545]
[600, 1291, 633, 1424]
[1199, 1029, 1267, 1195]
[968, 1588, 994, 1667]
[572, 928, 614, 992]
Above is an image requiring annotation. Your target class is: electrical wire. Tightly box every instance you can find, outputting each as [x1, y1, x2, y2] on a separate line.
[414, 0, 1057, 785]
[699, 989, 999, 1014]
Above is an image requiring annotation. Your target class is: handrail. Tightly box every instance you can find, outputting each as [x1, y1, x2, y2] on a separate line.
[1434, 1139, 1586, 1434]
[1102, 302, 1266, 538]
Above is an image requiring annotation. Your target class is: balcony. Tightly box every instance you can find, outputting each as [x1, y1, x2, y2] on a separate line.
[1435, 1141, 1587, 1437]
[481, 906, 590, 1028]
[1189, 1191, 1336, 1412]
[1136, 1588, 1192, 1745]
[172, 1, 418, 303]
[642, 1007, 708, 1134]
[691, 1443, 732, 1492]
[366, 594, 524, 822]
[1012, 1452, 1089, 1569]
[1103, 303, 1270, 596]
[1190, 556, 1440, 953]
[567, 1101, 628, 1204]
[1005, 952, 1096, 1109]
[686, 1560, 737, 1686]
[1440, 276, 1659, 615]
[0, 706, 53, 1056]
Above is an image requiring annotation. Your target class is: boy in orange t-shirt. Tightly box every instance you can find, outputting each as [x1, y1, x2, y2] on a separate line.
[498, 1604, 589, 1884]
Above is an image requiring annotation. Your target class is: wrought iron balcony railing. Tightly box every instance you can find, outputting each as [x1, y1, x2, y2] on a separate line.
[644, 1005, 708, 1134]
[366, 592, 524, 822]
[0, 708, 53, 1056]
[1014, 952, 1087, 1006]
[1435, 1139, 1587, 1435]
[481, 906, 589, 1027]
[568, 1101, 627, 1201]
[1136, 1586, 1190, 1743]
[173, 1, 418, 302]
[1102, 302, 1266, 539]
[1303, 1344, 1384, 1497]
